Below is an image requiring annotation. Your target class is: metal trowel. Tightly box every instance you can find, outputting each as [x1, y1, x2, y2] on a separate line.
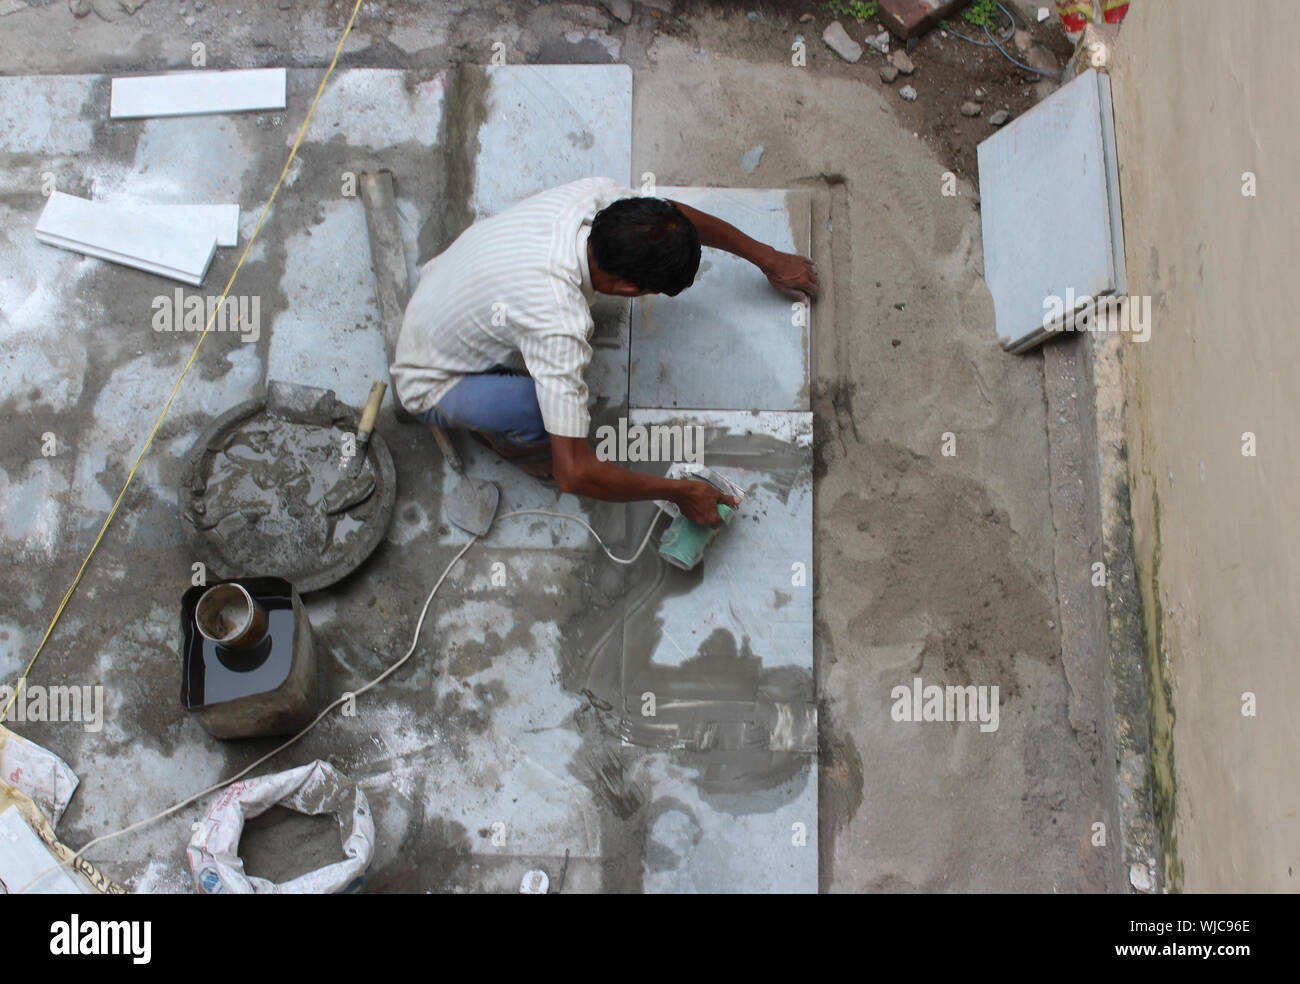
[323, 381, 386, 515]
[429, 426, 500, 537]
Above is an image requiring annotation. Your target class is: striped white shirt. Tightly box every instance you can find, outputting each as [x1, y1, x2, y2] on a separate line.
[391, 176, 637, 439]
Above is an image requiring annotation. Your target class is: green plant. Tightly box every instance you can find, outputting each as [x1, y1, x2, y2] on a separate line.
[963, 0, 999, 26]
[825, 0, 879, 21]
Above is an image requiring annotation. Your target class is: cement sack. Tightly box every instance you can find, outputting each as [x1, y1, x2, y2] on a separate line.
[187, 760, 374, 894]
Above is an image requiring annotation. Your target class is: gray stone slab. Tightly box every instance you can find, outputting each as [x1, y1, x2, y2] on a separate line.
[294, 68, 444, 149]
[265, 197, 394, 409]
[338, 580, 608, 861]
[264, 69, 448, 410]
[621, 410, 813, 676]
[472, 64, 633, 217]
[629, 187, 812, 412]
[618, 409, 817, 893]
[113, 114, 260, 205]
[639, 756, 817, 893]
[977, 68, 1122, 353]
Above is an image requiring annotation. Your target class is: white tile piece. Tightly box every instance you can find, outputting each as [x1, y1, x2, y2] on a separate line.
[107, 203, 240, 246]
[110, 68, 287, 119]
[34, 191, 216, 285]
[0, 807, 94, 894]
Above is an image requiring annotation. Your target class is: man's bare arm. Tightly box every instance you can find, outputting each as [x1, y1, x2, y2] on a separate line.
[549, 435, 739, 527]
[667, 199, 819, 300]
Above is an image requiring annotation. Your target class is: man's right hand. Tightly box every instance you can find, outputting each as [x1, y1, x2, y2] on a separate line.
[550, 435, 739, 525]
[674, 480, 741, 527]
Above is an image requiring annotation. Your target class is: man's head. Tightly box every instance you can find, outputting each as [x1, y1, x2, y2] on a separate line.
[589, 197, 700, 297]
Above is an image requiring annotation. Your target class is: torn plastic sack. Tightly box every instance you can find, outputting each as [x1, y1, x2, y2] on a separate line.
[186, 760, 374, 894]
[0, 725, 124, 894]
[0, 723, 79, 826]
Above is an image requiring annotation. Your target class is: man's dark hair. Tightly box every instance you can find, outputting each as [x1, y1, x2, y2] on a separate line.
[590, 197, 700, 296]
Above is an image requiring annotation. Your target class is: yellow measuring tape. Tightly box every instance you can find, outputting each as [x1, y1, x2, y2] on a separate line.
[0, 0, 366, 725]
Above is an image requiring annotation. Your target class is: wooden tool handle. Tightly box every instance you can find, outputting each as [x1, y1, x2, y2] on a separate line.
[428, 425, 464, 474]
[357, 381, 387, 439]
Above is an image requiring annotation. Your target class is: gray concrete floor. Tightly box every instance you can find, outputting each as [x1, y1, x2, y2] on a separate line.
[0, 0, 1112, 892]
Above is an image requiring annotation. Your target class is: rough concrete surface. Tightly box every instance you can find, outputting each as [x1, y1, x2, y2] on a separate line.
[0, 0, 1110, 893]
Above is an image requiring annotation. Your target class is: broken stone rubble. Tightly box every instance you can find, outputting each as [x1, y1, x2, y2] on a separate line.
[601, 0, 632, 23]
[864, 30, 890, 55]
[821, 20, 862, 63]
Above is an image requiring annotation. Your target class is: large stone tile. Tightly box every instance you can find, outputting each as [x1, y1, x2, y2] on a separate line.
[629, 187, 812, 412]
[472, 64, 633, 217]
[616, 409, 817, 893]
[977, 68, 1124, 352]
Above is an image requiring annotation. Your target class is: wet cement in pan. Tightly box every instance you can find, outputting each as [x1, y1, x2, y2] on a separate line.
[187, 418, 377, 579]
[559, 429, 815, 812]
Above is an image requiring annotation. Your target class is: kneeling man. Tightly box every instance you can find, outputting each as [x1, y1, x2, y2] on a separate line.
[391, 177, 818, 526]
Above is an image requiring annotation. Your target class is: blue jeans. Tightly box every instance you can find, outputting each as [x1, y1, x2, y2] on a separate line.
[417, 370, 549, 451]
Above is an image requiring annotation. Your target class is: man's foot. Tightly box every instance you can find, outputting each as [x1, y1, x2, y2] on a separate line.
[469, 431, 556, 486]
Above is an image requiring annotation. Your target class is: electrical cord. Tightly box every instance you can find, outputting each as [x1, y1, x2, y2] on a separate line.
[944, 1, 1066, 77]
[942, 3, 1016, 45]
[14, 504, 670, 893]
[497, 504, 668, 566]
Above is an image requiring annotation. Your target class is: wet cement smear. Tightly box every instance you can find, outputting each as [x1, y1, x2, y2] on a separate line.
[187, 417, 377, 578]
[615, 621, 815, 797]
[704, 433, 809, 504]
[574, 703, 647, 820]
[561, 422, 816, 804]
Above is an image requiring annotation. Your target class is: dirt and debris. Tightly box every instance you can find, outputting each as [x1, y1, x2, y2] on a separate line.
[822, 20, 864, 62]
[890, 48, 915, 74]
[668, 0, 1074, 180]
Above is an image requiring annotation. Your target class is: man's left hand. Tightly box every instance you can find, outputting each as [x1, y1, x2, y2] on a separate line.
[763, 250, 819, 301]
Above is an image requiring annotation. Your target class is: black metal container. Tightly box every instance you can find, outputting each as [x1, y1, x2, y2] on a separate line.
[180, 576, 317, 740]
